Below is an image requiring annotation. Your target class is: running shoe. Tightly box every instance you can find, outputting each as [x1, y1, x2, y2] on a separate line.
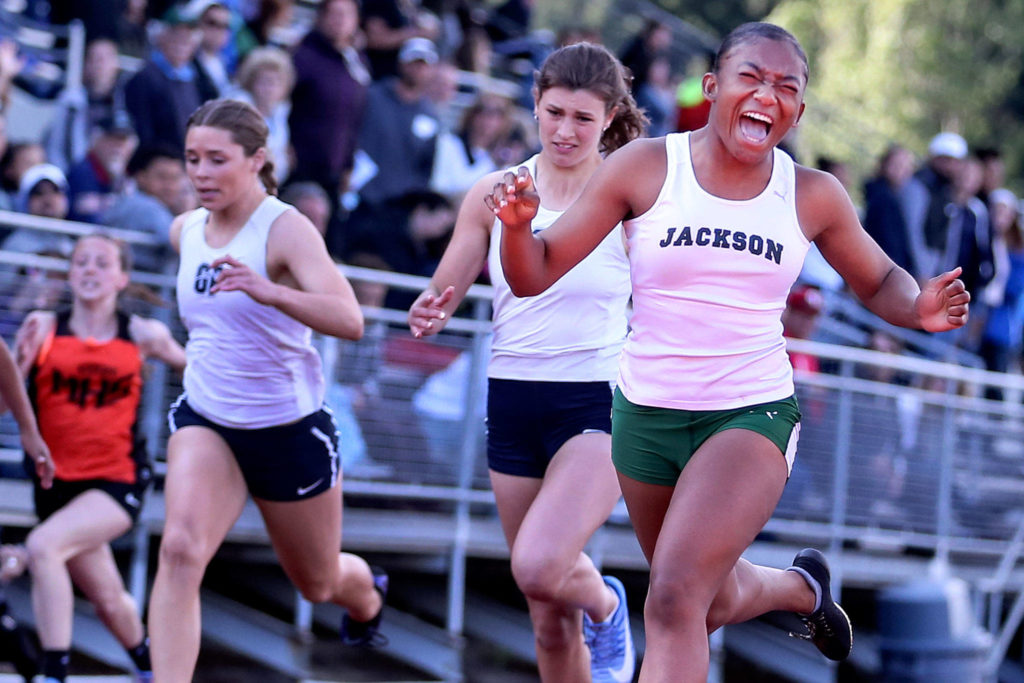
[340, 566, 389, 647]
[787, 548, 853, 661]
[583, 575, 635, 683]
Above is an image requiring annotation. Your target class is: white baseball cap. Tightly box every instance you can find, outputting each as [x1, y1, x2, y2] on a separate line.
[928, 132, 968, 160]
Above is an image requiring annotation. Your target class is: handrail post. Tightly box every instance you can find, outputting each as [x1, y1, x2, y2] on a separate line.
[444, 298, 489, 682]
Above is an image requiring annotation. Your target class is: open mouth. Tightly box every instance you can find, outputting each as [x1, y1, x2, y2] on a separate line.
[739, 111, 773, 143]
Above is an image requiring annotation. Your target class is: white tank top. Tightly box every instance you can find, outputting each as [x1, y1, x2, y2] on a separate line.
[176, 195, 325, 428]
[619, 132, 810, 410]
[486, 155, 631, 381]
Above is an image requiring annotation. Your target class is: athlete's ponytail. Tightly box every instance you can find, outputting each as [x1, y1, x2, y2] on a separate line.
[533, 42, 648, 154]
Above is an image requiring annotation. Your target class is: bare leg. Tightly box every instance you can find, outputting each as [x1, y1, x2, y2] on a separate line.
[148, 427, 249, 683]
[256, 480, 381, 621]
[25, 490, 132, 649]
[620, 429, 814, 683]
[492, 432, 622, 682]
[67, 544, 146, 649]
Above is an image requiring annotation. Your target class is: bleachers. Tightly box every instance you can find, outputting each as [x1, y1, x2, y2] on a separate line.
[4, 212, 1024, 680]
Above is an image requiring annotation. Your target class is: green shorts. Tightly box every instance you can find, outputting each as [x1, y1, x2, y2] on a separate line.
[611, 388, 801, 486]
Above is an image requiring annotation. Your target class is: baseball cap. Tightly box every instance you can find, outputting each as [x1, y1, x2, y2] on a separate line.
[161, 3, 200, 27]
[17, 163, 68, 210]
[398, 37, 438, 65]
[928, 132, 968, 160]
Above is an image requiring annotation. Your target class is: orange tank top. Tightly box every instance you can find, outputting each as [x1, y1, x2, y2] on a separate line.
[29, 311, 144, 484]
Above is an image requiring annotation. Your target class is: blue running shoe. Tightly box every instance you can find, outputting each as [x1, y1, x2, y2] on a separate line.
[340, 566, 389, 647]
[583, 575, 635, 683]
[786, 548, 853, 661]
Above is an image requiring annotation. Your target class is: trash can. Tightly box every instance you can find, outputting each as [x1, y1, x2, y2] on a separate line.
[878, 578, 992, 683]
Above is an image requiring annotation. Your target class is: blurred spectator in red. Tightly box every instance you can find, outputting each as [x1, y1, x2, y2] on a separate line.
[674, 74, 710, 133]
[783, 284, 824, 374]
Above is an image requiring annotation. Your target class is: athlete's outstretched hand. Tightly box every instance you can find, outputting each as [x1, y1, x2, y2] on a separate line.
[210, 255, 278, 305]
[24, 428, 52, 489]
[484, 167, 540, 229]
[916, 267, 971, 332]
[408, 285, 455, 339]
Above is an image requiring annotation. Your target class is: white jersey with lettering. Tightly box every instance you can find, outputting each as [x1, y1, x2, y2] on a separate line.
[176, 195, 325, 428]
[486, 155, 631, 381]
[619, 132, 810, 410]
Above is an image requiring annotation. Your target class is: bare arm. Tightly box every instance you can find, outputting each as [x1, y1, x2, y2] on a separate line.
[494, 138, 664, 296]
[802, 168, 970, 331]
[168, 212, 187, 254]
[129, 316, 187, 371]
[408, 171, 501, 338]
[0, 334, 52, 487]
[213, 210, 364, 340]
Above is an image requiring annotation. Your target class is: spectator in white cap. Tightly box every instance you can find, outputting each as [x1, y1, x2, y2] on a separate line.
[397, 36, 439, 65]
[3, 163, 75, 257]
[900, 131, 969, 280]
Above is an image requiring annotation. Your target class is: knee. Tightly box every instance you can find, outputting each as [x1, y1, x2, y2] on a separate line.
[25, 527, 62, 567]
[157, 527, 211, 582]
[511, 552, 566, 604]
[294, 576, 334, 604]
[645, 569, 706, 630]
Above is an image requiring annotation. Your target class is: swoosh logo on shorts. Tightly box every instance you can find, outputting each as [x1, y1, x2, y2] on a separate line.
[297, 478, 325, 496]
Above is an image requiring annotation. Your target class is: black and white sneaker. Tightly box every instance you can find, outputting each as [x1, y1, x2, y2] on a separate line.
[786, 548, 853, 661]
[340, 566, 389, 647]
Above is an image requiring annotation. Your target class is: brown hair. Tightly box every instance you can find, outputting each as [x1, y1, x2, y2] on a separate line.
[72, 232, 168, 306]
[532, 42, 647, 154]
[73, 232, 133, 274]
[186, 99, 278, 195]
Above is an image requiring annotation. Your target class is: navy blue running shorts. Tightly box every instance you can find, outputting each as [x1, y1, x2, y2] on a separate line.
[168, 396, 340, 502]
[486, 378, 613, 478]
[34, 478, 145, 523]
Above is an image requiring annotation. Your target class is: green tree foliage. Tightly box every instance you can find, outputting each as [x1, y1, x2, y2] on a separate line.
[766, 0, 1024, 187]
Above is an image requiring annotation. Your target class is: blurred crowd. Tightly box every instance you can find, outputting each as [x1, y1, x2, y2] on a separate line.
[0, 1, 1020, 382]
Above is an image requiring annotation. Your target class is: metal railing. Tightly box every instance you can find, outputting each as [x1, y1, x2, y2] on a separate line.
[4, 212, 1024, 678]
